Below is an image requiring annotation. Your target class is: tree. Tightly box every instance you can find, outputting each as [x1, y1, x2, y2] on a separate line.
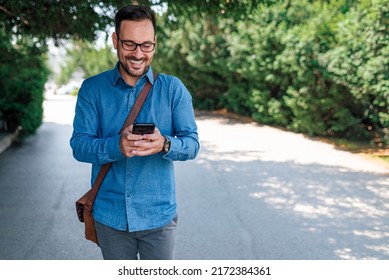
[1, 0, 265, 43]
[151, 0, 389, 144]
[0, 0, 265, 137]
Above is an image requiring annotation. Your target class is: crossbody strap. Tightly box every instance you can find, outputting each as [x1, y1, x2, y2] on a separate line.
[85, 72, 158, 210]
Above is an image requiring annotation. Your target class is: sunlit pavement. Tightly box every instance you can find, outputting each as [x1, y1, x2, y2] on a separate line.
[0, 93, 388, 259]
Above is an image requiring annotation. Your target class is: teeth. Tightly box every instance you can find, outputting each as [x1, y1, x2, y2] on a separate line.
[130, 59, 143, 65]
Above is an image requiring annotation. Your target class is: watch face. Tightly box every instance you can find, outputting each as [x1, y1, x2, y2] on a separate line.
[164, 137, 171, 152]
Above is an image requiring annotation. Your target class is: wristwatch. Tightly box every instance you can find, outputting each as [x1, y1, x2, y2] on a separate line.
[162, 135, 171, 153]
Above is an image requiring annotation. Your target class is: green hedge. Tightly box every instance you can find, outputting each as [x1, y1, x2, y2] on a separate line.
[0, 31, 49, 137]
[154, 0, 388, 145]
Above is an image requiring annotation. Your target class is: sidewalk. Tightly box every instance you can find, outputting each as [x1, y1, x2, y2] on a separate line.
[0, 93, 75, 155]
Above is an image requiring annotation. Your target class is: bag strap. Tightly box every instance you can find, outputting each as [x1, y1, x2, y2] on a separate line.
[85, 72, 158, 210]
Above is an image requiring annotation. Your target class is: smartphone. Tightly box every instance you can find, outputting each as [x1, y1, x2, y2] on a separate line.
[132, 123, 155, 135]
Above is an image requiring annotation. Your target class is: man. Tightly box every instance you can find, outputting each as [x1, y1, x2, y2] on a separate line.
[70, 5, 199, 260]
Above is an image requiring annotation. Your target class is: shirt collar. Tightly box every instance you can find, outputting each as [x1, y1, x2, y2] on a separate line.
[144, 66, 155, 85]
[112, 62, 155, 86]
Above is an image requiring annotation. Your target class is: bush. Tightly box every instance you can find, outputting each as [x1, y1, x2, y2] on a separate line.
[153, 0, 388, 144]
[153, 14, 230, 110]
[321, 0, 389, 142]
[0, 32, 49, 137]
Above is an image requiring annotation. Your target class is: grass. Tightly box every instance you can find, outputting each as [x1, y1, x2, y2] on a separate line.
[377, 155, 389, 163]
[316, 136, 389, 167]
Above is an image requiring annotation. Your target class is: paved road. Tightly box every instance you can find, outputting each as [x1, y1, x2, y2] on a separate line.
[0, 94, 388, 260]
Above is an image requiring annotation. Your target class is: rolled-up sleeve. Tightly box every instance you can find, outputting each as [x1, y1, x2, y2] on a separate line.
[162, 77, 200, 161]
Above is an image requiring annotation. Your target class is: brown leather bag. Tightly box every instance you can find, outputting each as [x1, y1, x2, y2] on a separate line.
[76, 73, 157, 245]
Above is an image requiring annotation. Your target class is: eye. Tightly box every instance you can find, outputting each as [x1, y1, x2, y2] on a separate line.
[141, 43, 155, 51]
[123, 41, 136, 48]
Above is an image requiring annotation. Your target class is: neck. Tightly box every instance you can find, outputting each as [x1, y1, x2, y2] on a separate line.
[118, 63, 138, 87]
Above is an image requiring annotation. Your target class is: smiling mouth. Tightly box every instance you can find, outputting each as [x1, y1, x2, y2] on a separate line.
[128, 58, 144, 68]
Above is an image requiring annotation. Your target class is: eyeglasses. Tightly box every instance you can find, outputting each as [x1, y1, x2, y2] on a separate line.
[117, 36, 156, 52]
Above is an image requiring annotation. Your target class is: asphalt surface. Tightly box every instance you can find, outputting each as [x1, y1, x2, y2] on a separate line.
[0, 93, 388, 260]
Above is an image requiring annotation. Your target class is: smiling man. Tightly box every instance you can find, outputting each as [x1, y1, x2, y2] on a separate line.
[70, 5, 200, 260]
[113, 11, 156, 86]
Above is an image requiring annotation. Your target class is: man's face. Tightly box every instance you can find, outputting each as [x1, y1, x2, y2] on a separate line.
[113, 19, 156, 85]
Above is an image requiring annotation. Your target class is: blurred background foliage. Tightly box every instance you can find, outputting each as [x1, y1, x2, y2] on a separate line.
[0, 0, 388, 146]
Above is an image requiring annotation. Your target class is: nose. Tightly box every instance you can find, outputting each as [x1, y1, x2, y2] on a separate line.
[131, 45, 143, 57]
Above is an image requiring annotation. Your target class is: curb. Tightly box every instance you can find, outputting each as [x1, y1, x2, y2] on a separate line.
[0, 127, 21, 155]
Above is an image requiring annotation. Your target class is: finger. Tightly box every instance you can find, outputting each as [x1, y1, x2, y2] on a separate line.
[133, 139, 154, 148]
[124, 146, 148, 157]
[142, 128, 161, 141]
[126, 132, 144, 141]
[131, 148, 155, 157]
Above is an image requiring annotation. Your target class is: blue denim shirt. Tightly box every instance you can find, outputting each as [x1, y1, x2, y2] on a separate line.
[70, 64, 199, 232]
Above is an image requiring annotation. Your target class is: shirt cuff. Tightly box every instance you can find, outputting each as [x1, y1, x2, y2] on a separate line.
[108, 134, 126, 161]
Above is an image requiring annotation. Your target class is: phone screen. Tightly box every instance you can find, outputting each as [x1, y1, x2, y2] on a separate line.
[132, 123, 155, 135]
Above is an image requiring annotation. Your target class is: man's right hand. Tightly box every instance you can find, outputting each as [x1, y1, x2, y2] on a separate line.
[119, 125, 148, 157]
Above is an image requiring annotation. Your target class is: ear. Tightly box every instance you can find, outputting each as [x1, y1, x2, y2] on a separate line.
[112, 32, 118, 50]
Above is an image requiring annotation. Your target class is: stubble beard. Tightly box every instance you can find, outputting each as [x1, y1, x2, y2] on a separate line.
[119, 55, 151, 79]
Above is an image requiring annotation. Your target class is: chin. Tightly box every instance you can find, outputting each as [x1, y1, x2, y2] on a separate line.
[130, 69, 146, 77]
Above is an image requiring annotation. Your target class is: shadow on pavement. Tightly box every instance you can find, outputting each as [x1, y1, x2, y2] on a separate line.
[176, 142, 389, 260]
[1, 120, 388, 260]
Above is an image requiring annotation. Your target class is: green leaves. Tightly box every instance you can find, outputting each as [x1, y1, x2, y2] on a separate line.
[0, 31, 48, 136]
[153, 0, 388, 144]
[0, 0, 387, 144]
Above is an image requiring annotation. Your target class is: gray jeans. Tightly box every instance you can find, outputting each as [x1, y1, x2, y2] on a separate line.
[95, 217, 177, 260]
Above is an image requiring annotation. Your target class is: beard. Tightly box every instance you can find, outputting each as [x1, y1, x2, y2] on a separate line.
[118, 54, 152, 79]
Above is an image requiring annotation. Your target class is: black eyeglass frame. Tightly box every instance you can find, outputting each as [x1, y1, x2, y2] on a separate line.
[117, 35, 156, 53]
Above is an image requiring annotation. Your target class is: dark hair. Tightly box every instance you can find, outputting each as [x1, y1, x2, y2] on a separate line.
[115, 5, 156, 37]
